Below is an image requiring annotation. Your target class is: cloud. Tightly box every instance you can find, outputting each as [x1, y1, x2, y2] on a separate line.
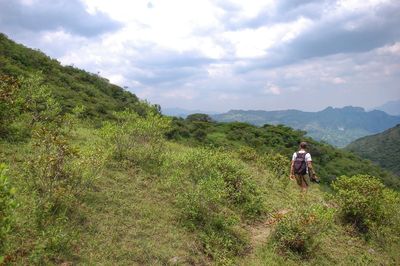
[0, 0, 399, 112]
[285, 5, 399, 58]
[263, 84, 282, 95]
[233, 0, 332, 30]
[162, 88, 199, 100]
[236, 0, 400, 72]
[377, 42, 400, 56]
[0, 0, 121, 37]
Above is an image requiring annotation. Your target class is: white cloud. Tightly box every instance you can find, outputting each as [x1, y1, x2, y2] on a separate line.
[207, 63, 232, 77]
[20, 0, 36, 6]
[161, 88, 199, 100]
[320, 76, 347, 84]
[223, 17, 313, 58]
[1, 0, 399, 112]
[263, 83, 282, 95]
[377, 42, 400, 55]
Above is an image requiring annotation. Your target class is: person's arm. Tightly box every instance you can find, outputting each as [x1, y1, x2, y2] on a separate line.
[290, 160, 295, 180]
[307, 161, 315, 176]
[307, 161, 319, 181]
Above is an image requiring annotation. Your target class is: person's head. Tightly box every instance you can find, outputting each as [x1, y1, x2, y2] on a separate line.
[299, 141, 308, 150]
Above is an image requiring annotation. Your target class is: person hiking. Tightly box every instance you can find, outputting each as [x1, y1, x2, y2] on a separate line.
[290, 142, 319, 192]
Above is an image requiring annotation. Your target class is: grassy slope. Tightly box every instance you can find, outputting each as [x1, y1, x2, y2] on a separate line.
[346, 124, 400, 175]
[168, 119, 400, 190]
[3, 123, 397, 265]
[0, 33, 142, 119]
[73, 130, 202, 265]
[74, 128, 399, 265]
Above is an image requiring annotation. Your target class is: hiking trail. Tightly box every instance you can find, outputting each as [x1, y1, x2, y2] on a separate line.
[248, 209, 290, 248]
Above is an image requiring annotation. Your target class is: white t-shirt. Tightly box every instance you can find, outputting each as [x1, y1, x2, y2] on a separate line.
[292, 150, 312, 162]
[292, 150, 312, 173]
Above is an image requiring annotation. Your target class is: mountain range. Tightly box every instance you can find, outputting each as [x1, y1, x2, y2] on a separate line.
[212, 106, 400, 147]
[373, 100, 400, 116]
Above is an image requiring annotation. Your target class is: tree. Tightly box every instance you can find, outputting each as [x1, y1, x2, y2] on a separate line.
[186, 113, 213, 123]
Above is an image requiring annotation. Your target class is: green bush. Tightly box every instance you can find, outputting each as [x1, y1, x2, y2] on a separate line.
[21, 76, 81, 224]
[0, 75, 20, 137]
[183, 148, 264, 218]
[16, 75, 95, 262]
[174, 147, 267, 264]
[332, 175, 400, 243]
[260, 153, 290, 179]
[237, 146, 259, 162]
[272, 205, 334, 259]
[0, 164, 17, 262]
[100, 110, 171, 171]
[178, 176, 248, 264]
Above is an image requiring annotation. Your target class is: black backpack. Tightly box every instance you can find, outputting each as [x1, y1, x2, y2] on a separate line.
[294, 152, 307, 175]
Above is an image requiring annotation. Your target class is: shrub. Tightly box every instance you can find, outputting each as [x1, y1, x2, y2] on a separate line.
[260, 153, 290, 179]
[183, 148, 264, 218]
[272, 205, 334, 259]
[332, 175, 400, 242]
[17, 74, 63, 126]
[178, 176, 248, 264]
[0, 164, 17, 262]
[16, 75, 95, 262]
[237, 146, 259, 162]
[100, 110, 171, 171]
[26, 125, 81, 225]
[175, 147, 267, 263]
[20, 76, 81, 227]
[0, 75, 20, 137]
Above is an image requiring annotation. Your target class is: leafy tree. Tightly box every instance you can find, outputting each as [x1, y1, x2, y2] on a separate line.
[186, 113, 213, 123]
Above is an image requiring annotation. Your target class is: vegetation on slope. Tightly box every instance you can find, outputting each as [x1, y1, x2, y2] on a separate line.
[1, 38, 399, 265]
[167, 114, 400, 190]
[0, 33, 156, 120]
[346, 124, 400, 175]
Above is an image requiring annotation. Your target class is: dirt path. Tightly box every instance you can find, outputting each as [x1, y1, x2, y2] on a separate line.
[249, 209, 290, 247]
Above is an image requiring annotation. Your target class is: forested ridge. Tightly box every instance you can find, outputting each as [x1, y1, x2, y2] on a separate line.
[1, 34, 399, 265]
[346, 124, 400, 176]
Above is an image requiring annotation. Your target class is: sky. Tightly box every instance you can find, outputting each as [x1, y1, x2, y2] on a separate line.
[0, 0, 399, 112]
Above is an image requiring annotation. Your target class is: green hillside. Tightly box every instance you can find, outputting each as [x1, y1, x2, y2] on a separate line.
[1, 36, 400, 265]
[0, 33, 154, 119]
[346, 124, 400, 175]
[212, 107, 400, 147]
[167, 114, 400, 189]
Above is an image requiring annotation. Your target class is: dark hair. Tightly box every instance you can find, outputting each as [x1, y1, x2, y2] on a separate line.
[299, 142, 308, 149]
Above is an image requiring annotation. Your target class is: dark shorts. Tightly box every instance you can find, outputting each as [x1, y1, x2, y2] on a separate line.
[295, 174, 309, 188]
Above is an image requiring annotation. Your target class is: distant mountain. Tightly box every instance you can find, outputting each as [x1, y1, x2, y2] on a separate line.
[212, 106, 400, 147]
[162, 107, 217, 118]
[373, 100, 400, 116]
[346, 124, 400, 175]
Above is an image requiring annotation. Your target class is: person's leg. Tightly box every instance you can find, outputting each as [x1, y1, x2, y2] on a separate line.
[296, 174, 308, 192]
[301, 175, 308, 193]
